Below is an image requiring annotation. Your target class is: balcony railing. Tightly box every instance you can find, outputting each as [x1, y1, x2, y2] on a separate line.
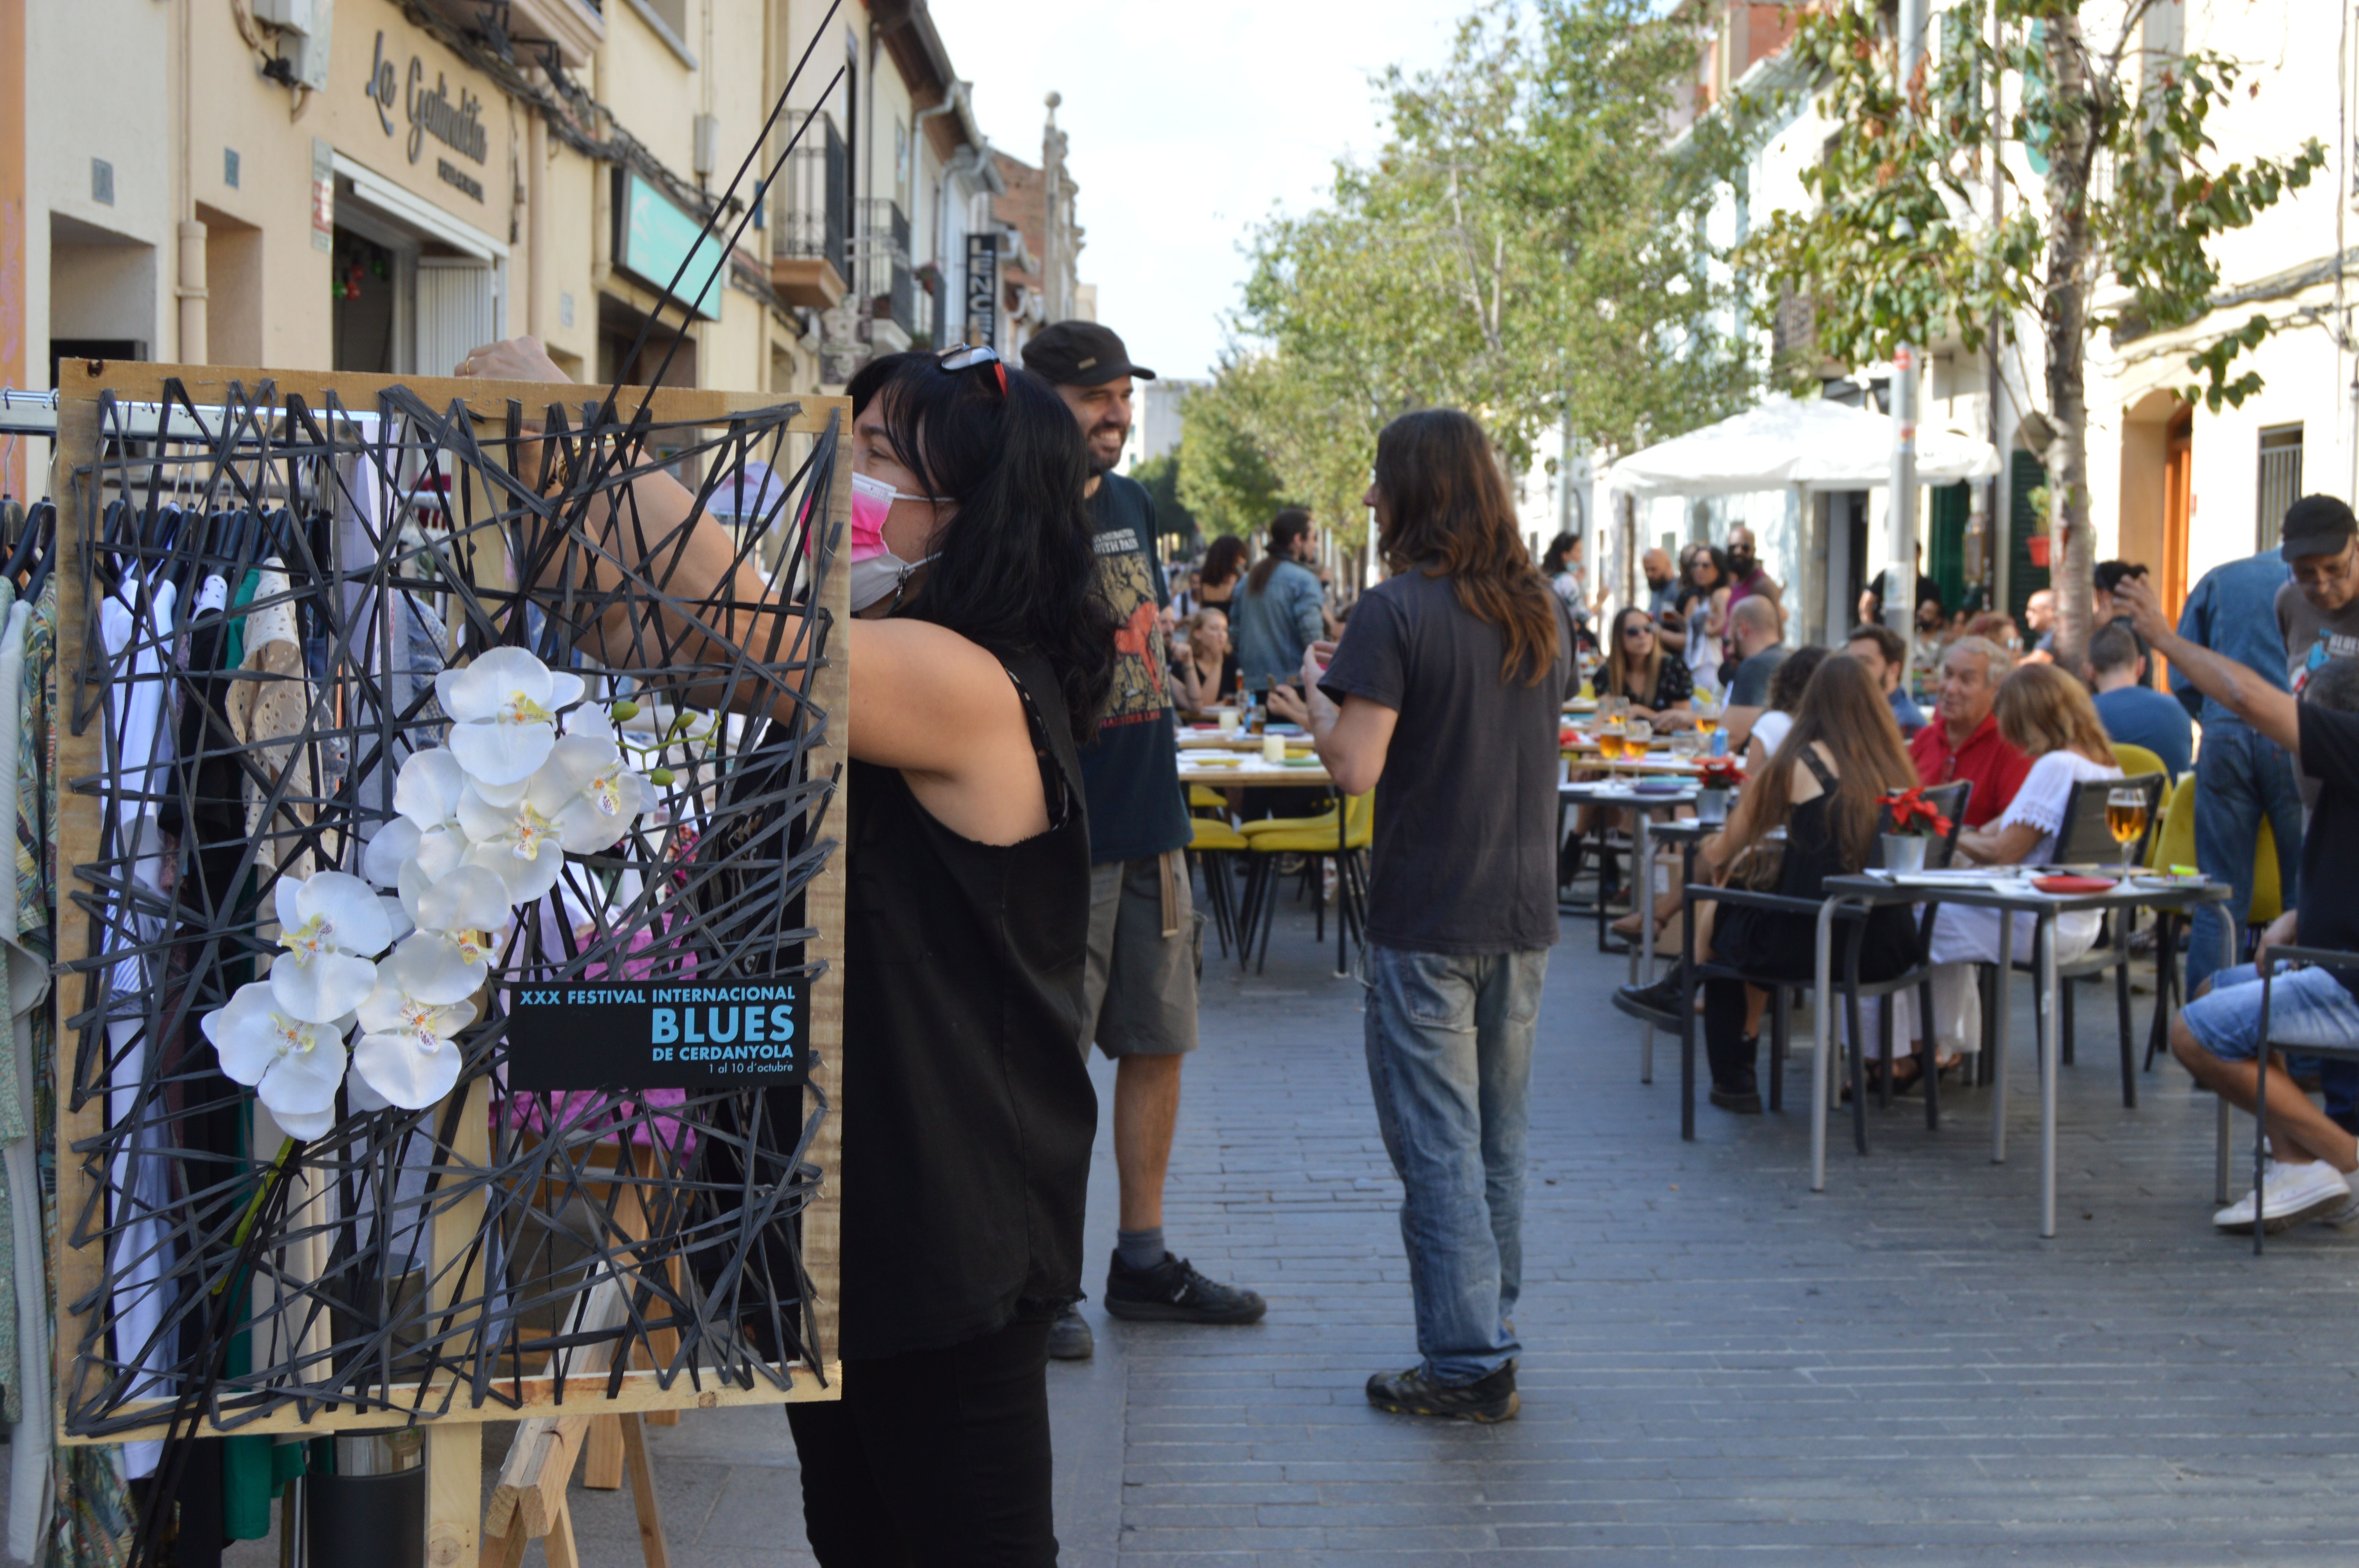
[856, 199, 917, 341]
[769, 114, 849, 310]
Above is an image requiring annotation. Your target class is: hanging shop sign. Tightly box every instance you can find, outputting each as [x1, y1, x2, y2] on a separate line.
[964, 230, 999, 347]
[614, 170, 728, 321]
[507, 981, 810, 1089]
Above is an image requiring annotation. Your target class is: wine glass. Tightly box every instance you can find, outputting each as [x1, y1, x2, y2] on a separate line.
[2106, 786, 2148, 874]
[1627, 718, 1654, 760]
[1694, 692, 1719, 737]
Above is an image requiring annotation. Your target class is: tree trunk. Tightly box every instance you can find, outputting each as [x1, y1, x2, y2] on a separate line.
[2043, 11, 2097, 674]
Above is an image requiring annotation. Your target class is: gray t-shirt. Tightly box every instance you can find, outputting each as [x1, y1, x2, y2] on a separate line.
[2275, 580, 2359, 806]
[1728, 642, 1789, 707]
[1319, 570, 1577, 954]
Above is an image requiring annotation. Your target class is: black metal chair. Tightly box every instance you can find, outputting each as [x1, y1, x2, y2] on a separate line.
[1674, 780, 1970, 1148]
[1993, 771, 2167, 1107]
[2246, 944, 2359, 1254]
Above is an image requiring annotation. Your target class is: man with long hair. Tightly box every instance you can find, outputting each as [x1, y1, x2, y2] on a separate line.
[1234, 506, 1329, 691]
[1272, 409, 1576, 1423]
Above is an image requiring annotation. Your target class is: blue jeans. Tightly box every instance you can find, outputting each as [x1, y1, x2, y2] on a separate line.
[1362, 944, 1547, 1384]
[2181, 962, 2359, 1063]
[2189, 718, 2304, 993]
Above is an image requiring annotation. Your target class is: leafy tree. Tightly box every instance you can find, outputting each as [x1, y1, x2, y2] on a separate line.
[1129, 452, 1203, 557]
[1175, 356, 1297, 541]
[1742, 0, 2325, 668]
[1186, 0, 1755, 553]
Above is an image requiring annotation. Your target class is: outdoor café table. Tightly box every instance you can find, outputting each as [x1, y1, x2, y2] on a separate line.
[1808, 870, 2233, 1237]
[1177, 749, 1350, 975]
[1559, 777, 1697, 960]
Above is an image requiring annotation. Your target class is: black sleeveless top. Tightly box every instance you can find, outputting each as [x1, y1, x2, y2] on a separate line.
[1717, 746, 1923, 983]
[839, 648, 1098, 1359]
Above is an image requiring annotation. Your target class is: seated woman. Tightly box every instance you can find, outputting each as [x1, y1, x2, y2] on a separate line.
[1905, 662, 2123, 1082]
[1742, 644, 1830, 771]
[1600, 605, 1694, 728]
[1610, 644, 1830, 944]
[1171, 605, 1238, 713]
[1613, 658, 1924, 1113]
[1565, 607, 1695, 900]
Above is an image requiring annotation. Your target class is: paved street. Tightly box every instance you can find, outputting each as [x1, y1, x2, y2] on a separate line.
[206, 889, 2359, 1564]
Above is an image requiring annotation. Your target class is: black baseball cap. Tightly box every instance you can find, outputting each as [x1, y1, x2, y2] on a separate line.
[2280, 494, 2357, 560]
[1020, 320, 1155, 387]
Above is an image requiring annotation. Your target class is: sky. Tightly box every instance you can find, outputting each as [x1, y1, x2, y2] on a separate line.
[926, 2, 1465, 383]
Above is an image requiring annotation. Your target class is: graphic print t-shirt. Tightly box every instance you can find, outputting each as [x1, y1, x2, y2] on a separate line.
[1077, 474, 1191, 865]
[2274, 580, 2359, 806]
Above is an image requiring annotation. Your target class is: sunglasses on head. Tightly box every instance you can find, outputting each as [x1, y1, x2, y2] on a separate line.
[938, 343, 1008, 396]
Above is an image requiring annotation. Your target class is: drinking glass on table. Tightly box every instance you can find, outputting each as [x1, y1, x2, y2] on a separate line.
[2106, 786, 2148, 873]
[1693, 693, 1719, 737]
[1626, 718, 1654, 759]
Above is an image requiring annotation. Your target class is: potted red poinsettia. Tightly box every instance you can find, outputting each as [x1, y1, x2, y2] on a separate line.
[1695, 757, 1745, 827]
[1877, 784, 1953, 874]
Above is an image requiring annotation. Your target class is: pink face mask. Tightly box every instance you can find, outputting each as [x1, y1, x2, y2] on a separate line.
[848, 471, 948, 611]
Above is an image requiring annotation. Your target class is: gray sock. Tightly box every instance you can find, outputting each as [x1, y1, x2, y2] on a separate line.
[1116, 1227, 1165, 1272]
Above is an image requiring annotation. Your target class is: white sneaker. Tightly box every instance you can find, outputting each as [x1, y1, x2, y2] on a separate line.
[2321, 1190, 2359, 1227]
[2213, 1160, 2352, 1234]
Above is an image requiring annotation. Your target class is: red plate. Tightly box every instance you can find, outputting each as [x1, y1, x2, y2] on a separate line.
[2033, 874, 2116, 894]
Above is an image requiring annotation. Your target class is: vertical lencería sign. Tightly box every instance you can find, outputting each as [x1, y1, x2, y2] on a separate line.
[507, 982, 810, 1090]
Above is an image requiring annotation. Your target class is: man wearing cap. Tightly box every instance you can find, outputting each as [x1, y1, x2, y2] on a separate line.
[1021, 321, 1267, 1359]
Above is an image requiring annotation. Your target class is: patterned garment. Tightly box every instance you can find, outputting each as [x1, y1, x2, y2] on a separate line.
[18, 584, 133, 1568]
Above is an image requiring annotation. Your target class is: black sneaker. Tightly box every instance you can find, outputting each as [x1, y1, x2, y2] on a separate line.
[1046, 1304, 1094, 1361]
[1103, 1252, 1266, 1324]
[1612, 972, 1683, 1028]
[1365, 1364, 1518, 1423]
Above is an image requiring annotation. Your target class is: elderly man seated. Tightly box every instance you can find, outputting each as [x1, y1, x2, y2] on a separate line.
[2121, 576, 2359, 1235]
[1909, 635, 2032, 829]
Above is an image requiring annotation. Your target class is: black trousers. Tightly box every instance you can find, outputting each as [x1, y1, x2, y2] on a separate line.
[1703, 976, 1757, 1088]
[786, 1317, 1056, 1566]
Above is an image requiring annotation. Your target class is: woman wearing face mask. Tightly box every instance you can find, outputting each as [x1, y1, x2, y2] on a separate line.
[456, 336, 1113, 1567]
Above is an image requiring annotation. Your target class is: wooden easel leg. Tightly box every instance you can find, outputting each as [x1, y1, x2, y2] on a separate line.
[493, 1517, 530, 1568]
[542, 1496, 580, 1568]
[621, 1414, 672, 1568]
[425, 1423, 482, 1568]
[583, 1414, 625, 1490]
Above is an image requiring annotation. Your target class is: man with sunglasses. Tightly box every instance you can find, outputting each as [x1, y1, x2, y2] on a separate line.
[1021, 322, 1267, 1360]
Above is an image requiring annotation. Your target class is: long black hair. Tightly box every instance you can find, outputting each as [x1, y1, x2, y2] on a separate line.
[1247, 507, 1313, 595]
[847, 351, 1116, 744]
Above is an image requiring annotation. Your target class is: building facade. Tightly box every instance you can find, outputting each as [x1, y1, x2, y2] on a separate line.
[1648, 0, 2352, 646]
[0, 0, 1090, 494]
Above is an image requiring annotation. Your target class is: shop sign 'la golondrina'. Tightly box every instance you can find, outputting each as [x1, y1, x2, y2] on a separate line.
[362, 29, 491, 171]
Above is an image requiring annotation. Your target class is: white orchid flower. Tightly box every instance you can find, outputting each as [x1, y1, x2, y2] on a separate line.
[364, 748, 476, 886]
[540, 733, 656, 854]
[386, 862, 510, 1004]
[350, 973, 476, 1109]
[436, 648, 587, 786]
[269, 871, 393, 1023]
[202, 981, 350, 1138]
[454, 781, 568, 903]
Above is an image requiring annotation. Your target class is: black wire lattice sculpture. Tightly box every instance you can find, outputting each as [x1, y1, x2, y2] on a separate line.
[50, 365, 849, 1458]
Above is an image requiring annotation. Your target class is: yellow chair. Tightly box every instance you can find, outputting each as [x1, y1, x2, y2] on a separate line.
[2250, 816, 2285, 926]
[2149, 773, 2195, 871]
[2111, 742, 2168, 785]
[1190, 814, 1250, 957]
[1238, 792, 1373, 973]
[1189, 784, 1232, 813]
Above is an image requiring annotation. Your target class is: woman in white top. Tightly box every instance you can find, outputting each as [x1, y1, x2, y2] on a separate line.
[1741, 646, 1829, 771]
[1675, 545, 1732, 698]
[1895, 663, 2124, 1083]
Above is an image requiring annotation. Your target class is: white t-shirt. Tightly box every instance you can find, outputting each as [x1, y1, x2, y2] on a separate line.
[1748, 710, 1794, 759]
[1997, 750, 2124, 864]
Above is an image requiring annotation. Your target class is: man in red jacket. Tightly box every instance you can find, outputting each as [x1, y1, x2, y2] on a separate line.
[1909, 635, 2032, 828]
